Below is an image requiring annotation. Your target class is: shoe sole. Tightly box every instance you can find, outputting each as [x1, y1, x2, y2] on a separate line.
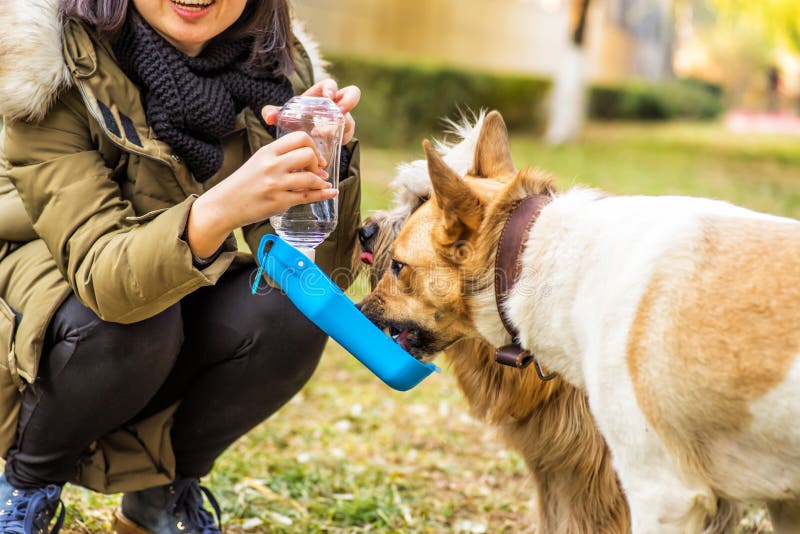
[112, 509, 153, 534]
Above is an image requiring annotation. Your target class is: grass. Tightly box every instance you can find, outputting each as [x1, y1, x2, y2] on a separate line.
[61, 121, 798, 533]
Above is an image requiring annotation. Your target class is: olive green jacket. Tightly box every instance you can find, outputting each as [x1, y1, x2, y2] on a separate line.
[0, 8, 360, 493]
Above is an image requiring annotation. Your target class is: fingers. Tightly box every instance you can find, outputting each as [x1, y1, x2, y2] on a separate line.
[304, 78, 339, 100]
[283, 171, 333, 191]
[336, 86, 360, 144]
[343, 112, 356, 144]
[334, 86, 361, 114]
[287, 187, 339, 206]
[279, 147, 327, 177]
[270, 132, 326, 166]
[262, 105, 280, 125]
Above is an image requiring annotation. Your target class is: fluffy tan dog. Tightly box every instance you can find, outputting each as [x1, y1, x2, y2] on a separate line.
[355, 114, 631, 533]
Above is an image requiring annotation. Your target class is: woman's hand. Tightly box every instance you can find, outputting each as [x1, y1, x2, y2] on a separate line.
[263, 79, 361, 144]
[186, 131, 337, 259]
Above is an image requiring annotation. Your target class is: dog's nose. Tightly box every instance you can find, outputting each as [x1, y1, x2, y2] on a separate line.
[358, 222, 379, 248]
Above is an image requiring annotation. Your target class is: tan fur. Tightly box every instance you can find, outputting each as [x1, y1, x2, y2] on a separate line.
[627, 217, 800, 495]
[357, 112, 631, 532]
[470, 112, 516, 178]
[450, 338, 630, 533]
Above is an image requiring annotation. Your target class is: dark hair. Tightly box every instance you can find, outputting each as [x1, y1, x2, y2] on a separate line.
[61, 0, 295, 75]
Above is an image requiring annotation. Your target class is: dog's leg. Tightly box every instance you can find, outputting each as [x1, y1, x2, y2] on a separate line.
[588, 387, 716, 533]
[767, 500, 800, 534]
[702, 498, 739, 534]
[621, 473, 716, 534]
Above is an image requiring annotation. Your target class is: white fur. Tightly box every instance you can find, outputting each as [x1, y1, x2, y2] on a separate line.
[0, 0, 71, 121]
[477, 191, 800, 532]
[742, 359, 800, 498]
[375, 111, 486, 226]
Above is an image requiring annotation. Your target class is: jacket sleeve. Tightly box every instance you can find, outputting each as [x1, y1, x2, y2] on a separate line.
[4, 92, 237, 324]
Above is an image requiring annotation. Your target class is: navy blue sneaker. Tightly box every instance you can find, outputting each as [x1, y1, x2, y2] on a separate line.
[114, 476, 222, 534]
[0, 473, 65, 534]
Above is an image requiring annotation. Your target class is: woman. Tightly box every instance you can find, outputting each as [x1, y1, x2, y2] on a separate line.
[0, 0, 362, 532]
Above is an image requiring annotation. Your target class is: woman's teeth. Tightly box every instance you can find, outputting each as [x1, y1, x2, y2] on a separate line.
[171, 0, 215, 10]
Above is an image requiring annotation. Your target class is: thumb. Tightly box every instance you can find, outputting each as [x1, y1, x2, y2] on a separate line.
[262, 105, 281, 126]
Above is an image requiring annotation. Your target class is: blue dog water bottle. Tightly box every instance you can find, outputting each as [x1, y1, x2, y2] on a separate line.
[251, 235, 439, 391]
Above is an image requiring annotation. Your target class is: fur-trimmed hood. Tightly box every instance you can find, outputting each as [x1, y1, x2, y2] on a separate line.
[0, 0, 71, 122]
[0, 0, 328, 122]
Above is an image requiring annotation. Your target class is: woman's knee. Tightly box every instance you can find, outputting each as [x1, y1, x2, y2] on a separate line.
[239, 290, 327, 385]
[48, 295, 183, 384]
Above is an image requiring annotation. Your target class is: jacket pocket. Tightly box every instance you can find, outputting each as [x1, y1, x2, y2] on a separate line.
[125, 208, 169, 224]
[0, 298, 22, 457]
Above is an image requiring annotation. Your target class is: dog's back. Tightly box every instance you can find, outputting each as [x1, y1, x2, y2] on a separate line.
[627, 203, 800, 500]
[513, 191, 800, 529]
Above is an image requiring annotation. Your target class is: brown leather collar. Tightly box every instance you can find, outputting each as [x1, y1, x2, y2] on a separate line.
[494, 195, 557, 380]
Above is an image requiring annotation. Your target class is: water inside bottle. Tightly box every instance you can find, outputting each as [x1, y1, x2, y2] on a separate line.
[270, 210, 338, 249]
[270, 97, 344, 250]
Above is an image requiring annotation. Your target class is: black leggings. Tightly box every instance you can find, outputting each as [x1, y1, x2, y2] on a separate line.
[4, 266, 327, 488]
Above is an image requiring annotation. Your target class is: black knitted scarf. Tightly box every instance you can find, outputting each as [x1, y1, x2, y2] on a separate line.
[112, 12, 295, 182]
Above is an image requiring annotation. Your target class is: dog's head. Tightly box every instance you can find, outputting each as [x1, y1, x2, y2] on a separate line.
[359, 111, 554, 361]
[355, 112, 486, 284]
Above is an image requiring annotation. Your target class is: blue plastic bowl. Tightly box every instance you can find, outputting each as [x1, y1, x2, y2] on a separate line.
[251, 234, 438, 391]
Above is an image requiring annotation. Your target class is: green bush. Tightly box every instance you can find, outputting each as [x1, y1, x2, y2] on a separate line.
[326, 54, 551, 146]
[589, 79, 724, 121]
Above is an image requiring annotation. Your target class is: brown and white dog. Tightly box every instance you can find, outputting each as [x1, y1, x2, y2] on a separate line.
[359, 111, 800, 532]
[356, 113, 631, 533]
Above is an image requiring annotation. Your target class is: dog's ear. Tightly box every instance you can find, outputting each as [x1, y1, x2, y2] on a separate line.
[424, 140, 484, 243]
[471, 111, 515, 179]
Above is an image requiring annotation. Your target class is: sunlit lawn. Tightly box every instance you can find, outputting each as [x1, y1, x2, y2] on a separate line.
[63, 122, 798, 533]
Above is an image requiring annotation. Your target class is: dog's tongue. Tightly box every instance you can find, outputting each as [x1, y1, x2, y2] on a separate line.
[359, 252, 374, 265]
[397, 329, 410, 351]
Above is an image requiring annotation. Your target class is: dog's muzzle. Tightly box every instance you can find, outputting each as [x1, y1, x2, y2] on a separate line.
[357, 222, 379, 265]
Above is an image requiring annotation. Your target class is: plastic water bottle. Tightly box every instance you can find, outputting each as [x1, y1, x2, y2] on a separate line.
[270, 97, 345, 258]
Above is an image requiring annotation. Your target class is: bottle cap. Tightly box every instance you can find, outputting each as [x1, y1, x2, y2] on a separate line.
[277, 96, 344, 131]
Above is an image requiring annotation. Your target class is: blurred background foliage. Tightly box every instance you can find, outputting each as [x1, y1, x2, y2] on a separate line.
[711, 0, 800, 53]
[327, 56, 551, 146]
[296, 0, 800, 145]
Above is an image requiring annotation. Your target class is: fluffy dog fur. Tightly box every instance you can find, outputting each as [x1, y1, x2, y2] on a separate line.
[355, 114, 631, 533]
[360, 111, 800, 533]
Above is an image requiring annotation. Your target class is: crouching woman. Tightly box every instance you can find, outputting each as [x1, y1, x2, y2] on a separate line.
[0, 0, 361, 532]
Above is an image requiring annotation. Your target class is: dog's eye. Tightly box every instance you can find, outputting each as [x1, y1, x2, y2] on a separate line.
[391, 259, 405, 276]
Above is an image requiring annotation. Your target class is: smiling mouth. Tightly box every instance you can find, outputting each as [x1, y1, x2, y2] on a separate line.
[170, 0, 216, 11]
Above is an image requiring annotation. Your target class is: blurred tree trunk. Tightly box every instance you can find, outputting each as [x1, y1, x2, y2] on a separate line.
[545, 0, 592, 144]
